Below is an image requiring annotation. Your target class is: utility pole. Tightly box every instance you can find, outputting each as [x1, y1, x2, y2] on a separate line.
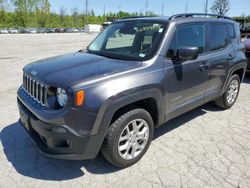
[205, 0, 209, 15]
[161, 0, 164, 16]
[185, 1, 188, 13]
[85, 0, 88, 16]
[145, 0, 148, 16]
[103, 5, 105, 16]
[84, 0, 88, 25]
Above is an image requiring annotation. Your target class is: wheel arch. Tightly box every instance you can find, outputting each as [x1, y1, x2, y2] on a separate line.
[110, 97, 159, 126]
[92, 88, 165, 135]
[232, 68, 245, 82]
[222, 62, 247, 94]
[87, 88, 165, 158]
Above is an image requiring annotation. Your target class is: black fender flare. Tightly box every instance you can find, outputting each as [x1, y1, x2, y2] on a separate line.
[221, 61, 247, 95]
[87, 88, 164, 157]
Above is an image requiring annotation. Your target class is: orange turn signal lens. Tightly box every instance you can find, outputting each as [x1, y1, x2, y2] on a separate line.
[75, 90, 85, 106]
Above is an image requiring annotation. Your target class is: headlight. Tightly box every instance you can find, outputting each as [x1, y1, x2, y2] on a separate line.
[56, 88, 68, 107]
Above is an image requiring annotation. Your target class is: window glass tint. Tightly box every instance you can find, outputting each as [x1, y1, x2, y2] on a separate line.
[167, 24, 205, 58]
[176, 24, 205, 54]
[228, 24, 235, 42]
[210, 24, 228, 51]
[88, 21, 167, 61]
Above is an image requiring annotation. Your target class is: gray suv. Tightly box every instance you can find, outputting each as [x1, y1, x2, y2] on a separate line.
[17, 13, 247, 168]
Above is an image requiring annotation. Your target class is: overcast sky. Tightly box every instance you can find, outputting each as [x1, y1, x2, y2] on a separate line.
[49, 0, 250, 16]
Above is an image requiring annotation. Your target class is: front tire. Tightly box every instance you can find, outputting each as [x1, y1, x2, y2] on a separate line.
[215, 74, 240, 109]
[101, 108, 154, 168]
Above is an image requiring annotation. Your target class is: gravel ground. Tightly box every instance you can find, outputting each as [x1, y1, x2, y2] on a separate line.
[0, 33, 250, 188]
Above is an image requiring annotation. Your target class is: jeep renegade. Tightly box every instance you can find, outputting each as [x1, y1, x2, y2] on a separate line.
[17, 13, 247, 168]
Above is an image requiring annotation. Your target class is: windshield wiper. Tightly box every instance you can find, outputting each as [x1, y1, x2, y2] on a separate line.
[95, 52, 123, 60]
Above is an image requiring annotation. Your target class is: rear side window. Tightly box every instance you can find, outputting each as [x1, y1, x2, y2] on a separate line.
[167, 24, 205, 58]
[228, 24, 236, 43]
[210, 23, 228, 51]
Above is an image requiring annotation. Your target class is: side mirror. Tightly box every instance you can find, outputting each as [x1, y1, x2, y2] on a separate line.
[177, 47, 199, 62]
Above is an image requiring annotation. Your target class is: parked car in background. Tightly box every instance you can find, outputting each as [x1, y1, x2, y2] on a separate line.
[29, 28, 37, 34]
[37, 28, 46, 34]
[17, 13, 247, 168]
[55, 28, 65, 33]
[64, 28, 79, 33]
[72, 28, 79, 33]
[243, 37, 250, 70]
[20, 28, 37, 34]
[20, 28, 28, 34]
[0, 29, 8, 34]
[64, 28, 72, 33]
[8, 28, 18, 34]
[47, 28, 56, 33]
[78, 28, 85, 33]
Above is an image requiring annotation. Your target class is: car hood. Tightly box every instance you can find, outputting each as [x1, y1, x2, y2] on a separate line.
[24, 52, 142, 88]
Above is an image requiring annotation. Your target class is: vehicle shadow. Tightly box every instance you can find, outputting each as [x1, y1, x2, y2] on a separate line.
[154, 102, 220, 139]
[0, 123, 119, 180]
[0, 102, 221, 181]
[243, 72, 250, 84]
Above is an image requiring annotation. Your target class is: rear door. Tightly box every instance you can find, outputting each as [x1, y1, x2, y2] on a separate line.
[205, 22, 237, 101]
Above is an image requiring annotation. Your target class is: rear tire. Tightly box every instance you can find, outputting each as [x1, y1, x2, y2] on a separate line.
[101, 108, 154, 168]
[215, 74, 240, 109]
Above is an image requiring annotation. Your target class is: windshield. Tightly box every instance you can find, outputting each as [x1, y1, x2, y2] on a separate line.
[88, 20, 168, 61]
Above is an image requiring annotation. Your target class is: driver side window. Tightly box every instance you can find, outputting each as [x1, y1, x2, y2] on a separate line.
[167, 24, 205, 59]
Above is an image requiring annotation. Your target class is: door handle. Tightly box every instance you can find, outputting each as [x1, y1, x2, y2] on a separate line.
[199, 63, 209, 71]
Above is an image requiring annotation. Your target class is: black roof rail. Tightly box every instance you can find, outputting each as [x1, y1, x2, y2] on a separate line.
[169, 13, 233, 21]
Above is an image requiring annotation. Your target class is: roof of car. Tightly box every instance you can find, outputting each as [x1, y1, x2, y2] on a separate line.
[117, 16, 169, 23]
[117, 13, 235, 24]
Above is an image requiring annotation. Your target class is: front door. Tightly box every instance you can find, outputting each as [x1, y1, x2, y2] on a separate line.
[164, 23, 209, 120]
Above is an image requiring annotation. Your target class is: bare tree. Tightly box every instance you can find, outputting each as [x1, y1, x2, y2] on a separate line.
[211, 0, 230, 16]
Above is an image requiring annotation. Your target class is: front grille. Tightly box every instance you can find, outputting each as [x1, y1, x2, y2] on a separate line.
[23, 73, 47, 106]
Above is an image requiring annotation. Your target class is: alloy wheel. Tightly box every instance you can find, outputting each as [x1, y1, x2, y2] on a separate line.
[118, 119, 149, 160]
[226, 79, 239, 104]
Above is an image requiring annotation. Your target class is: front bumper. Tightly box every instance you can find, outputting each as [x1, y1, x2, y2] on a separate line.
[17, 88, 103, 160]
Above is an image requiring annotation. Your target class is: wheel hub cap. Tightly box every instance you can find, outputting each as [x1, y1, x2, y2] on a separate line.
[118, 119, 149, 160]
[226, 79, 239, 104]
